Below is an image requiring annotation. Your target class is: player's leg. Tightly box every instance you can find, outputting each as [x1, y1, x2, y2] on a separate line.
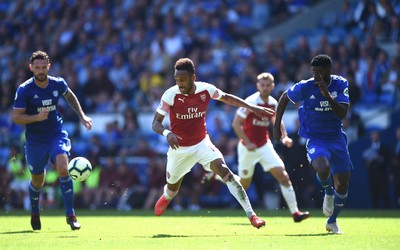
[269, 166, 309, 222]
[51, 132, 80, 230]
[259, 141, 309, 222]
[236, 142, 257, 190]
[312, 156, 335, 217]
[210, 159, 265, 228]
[30, 172, 45, 230]
[25, 142, 48, 230]
[325, 172, 350, 234]
[198, 135, 264, 228]
[54, 153, 80, 230]
[155, 145, 195, 216]
[155, 177, 184, 216]
[326, 134, 354, 234]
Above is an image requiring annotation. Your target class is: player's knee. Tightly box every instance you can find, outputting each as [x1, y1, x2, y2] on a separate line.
[334, 182, 349, 194]
[240, 178, 251, 190]
[31, 179, 44, 189]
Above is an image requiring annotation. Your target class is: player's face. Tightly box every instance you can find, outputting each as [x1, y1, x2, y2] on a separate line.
[30, 59, 50, 83]
[257, 78, 274, 98]
[312, 66, 331, 85]
[174, 70, 195, 94]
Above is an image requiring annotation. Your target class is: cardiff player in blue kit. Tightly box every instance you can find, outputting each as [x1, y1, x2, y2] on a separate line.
[273, 54, 353, 234]
[13, 51, 92, 230]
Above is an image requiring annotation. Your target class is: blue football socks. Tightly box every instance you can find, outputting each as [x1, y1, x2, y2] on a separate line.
[327, 191, 348, 224]
[59, 176, 75, 216]
[315, 173, 334, 196]
[29, 182, 41, 214]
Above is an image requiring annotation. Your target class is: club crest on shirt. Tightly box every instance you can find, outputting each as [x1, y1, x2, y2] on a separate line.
[242, 170, 248, 176]
[200, 93, 206, 102]
[343, 88, 349, 97]
[309, 148, 315, 154]
[166, 171, 170, 180]
[53, 90, 58, 97]
[330, 91, 337, 99]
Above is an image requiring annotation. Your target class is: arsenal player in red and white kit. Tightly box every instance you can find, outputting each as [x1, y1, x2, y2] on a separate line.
[152, 58, 274, 228]
[232, 72, 309, 223]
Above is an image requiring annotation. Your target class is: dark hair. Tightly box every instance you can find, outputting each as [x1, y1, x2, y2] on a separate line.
[30, 50, 50, 64]
[310, 54, 332, 68]
[175, 58, 195, 75]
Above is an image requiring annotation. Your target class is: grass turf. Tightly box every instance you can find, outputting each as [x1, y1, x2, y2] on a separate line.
[0, 209, 399, 250]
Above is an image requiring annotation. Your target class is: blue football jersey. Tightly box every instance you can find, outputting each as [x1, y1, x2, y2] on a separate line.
[13, 76, 69, 141]
[287, 75, 349, 139]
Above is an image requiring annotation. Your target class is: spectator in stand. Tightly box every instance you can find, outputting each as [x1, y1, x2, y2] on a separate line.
[96, 156, 120, 209]
[143, 156, 167, 210]
[115, 162, 147, 211]
[362, 130, 392, 209]
[7, 145, 30, 210]
[392, 127, 400, 208]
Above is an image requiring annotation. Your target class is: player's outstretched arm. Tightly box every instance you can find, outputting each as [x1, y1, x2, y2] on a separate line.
[219, 93, 274, 118]
[64, 88, 92, 130]
[273, 91, 290, 141]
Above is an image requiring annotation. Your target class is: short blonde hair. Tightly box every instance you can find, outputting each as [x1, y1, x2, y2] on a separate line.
[257, 72, 274, 82]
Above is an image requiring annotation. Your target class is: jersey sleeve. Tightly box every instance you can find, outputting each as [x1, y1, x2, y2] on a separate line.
[156, 90, 173, 116]
[286, 82, 303, 104]
[207, 83, 224, 100]
[336, 79, 350, 104]
[59, 77, 69, 95]
[236, 107, 249, 118]
[13, 86, 27, 109]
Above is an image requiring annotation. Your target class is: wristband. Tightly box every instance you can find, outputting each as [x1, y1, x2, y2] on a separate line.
[162, 129, 171, 137]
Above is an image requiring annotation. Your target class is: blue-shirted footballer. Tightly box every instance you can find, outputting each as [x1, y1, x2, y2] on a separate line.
[13, 50, 92, 231]
[274, 54, 353, 234]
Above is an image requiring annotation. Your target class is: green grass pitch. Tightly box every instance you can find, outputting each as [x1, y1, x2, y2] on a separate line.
[1, 209, 399, 250]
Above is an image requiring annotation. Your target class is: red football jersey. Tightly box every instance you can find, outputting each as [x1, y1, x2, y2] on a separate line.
[156, 81, 223, 146]
[236, 92, 277, 147]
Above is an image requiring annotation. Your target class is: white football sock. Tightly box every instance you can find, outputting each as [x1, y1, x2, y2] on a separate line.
[224, 174, 254, 218]
[163, 185, 178, 201]
[280, 184, 299, 214]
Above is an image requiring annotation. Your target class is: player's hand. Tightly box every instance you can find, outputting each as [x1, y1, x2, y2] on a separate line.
[315, 74, 330, 98]
[81, 115, 92, 130]
[36, 108, 50, 121]
[245, 142, 257, 151]
[166, 132, 182, 150]
[250, 105, 275, 119]
[281, 136, 293, 148]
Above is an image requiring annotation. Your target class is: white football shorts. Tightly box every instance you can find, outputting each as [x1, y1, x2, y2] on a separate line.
[166, 135, 223, 184]
[237, 139, 284, 178]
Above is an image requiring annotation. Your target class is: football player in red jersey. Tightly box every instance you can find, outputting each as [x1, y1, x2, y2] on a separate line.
[152, 58, 274, 228]
[232, 72, 309, 223]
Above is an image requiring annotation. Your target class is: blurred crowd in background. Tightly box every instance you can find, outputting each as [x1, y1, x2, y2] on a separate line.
[1, 0, 400, 212]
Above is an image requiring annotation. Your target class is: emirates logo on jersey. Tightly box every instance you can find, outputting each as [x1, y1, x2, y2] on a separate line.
[200, 93, 206, 102]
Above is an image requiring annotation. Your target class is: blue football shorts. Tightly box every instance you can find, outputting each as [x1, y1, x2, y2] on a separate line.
[306, 132, 354, 174]
[25, 130, 71, 174]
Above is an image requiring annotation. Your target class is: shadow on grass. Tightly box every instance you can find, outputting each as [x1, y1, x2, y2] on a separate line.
[150, 233, 330, 238]
[0, 230, 34, 235]
[152, 234, 189, 238]
[150, 234, 268, 238]
[2, 209, 399, 218]
[285, 233, 331, 237]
